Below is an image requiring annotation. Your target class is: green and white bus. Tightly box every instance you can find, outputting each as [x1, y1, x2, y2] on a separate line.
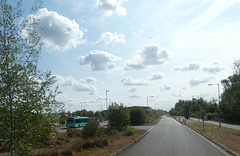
[66, 116, 89, 128]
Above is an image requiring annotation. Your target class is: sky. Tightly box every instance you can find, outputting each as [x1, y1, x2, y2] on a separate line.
[17, 0, 240, 112]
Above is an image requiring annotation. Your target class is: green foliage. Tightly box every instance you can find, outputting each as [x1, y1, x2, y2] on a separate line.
[130, 107, 146, 125]
[82, 119, 99, 138]
[107, 103, 130, 131]
[94, 111, 101, 118]
[0, 1, 63, 155]
[145, 109, 154, 123]
[124, 127, 136, 136]
[220, 59, 240, 123]
[170, 98, 219, 119]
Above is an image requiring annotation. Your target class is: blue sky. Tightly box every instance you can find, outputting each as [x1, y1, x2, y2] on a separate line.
[20, 0, 240, 112]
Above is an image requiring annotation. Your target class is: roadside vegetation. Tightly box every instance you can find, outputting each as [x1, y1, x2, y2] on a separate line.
[187, 122, 240, 156]
[0, 1, 63, 155]
[0, 102, 163, 155]
[31, 127, 146, 156]
[169, 59, 240, 124]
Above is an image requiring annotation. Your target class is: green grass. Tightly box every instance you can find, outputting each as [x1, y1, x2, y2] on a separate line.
[187, 122, 240, 156]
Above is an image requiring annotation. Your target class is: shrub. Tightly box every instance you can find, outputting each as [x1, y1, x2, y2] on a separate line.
[82, 119, 99, 138]
[82, 139, 95, 149]
[94, 138, 109, 147]
[108, 103, 130, 131]
[130, 107, 146, 125]
[67, 128, 82, 138]
[124, 127, 136, 136]
[60, 149, 73, 156]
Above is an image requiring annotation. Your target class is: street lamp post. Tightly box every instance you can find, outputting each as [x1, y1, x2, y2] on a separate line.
[106, 90, 109, 110]
[208, 83, 221, 127]
[147, 96, 153, 107]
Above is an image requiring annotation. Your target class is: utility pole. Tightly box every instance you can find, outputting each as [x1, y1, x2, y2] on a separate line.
[147, 96, 153, 107]
[106, 90, 109, 110]
[208, 83, 221, 127]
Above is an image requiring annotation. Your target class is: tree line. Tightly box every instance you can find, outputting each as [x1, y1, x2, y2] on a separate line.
[60, 104, 166, 130]
[170, 60, 240, 124]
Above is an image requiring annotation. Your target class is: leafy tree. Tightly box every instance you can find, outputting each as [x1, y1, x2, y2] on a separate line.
[107, 103, 130, 131]
[129, 107, 146, 125]
[66, 111, 72, 117]
[94, 111, 101, 118]
[145, 109, 154, 123]
[0, 0, 62, 155]
[220, 59, 240, 123]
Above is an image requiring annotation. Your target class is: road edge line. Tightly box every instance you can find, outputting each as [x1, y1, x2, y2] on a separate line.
[172, 117, 237, 156]
[112, 125, 155, 156]
[185, 124, 237, 156]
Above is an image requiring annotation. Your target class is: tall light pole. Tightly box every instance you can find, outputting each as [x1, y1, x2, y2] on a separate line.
[208, 83, 220, 104]
[147, 96, 153, 107]
[106, 90, 109, 110]
[208, 83, 221, 127]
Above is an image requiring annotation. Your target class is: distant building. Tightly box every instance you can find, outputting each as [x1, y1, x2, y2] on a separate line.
[127, 106, 152, 110]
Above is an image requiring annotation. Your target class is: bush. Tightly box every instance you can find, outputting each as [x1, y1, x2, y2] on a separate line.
[108, 103, 130, 131]
[60, 149, 73, 156]
[94, 138, 109, 147]
[124, 127, 136, 136]
[67, 128, 82, 138]
[130, 107, 146, 125]
[82, 119, 99, 138]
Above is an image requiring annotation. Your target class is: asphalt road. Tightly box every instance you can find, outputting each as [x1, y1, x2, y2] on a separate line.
[121, 116, 228, 156]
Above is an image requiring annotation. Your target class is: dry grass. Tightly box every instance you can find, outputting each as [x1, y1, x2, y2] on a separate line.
[144, 117, 162, 126]
[83, 129, 146, 156]
[187, 122, 240, 156]
[33, 128, 146, 156]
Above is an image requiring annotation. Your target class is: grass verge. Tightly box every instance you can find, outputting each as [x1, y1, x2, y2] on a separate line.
[32, 128, 146, 156]
[187, 122, 240, 156]
[144, 116, 162, 126]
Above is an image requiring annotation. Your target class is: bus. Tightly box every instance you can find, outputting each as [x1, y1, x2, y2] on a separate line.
[66, 116, 89, 128]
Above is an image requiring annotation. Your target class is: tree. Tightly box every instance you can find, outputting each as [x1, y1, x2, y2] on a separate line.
[129, 107, 146, 125]
[145, 109, 154, 123]
[107, 103, 130, 131]
[220, 59, 240, 123]
[94, 111, 101, 118]
[0, 1, 62, 155]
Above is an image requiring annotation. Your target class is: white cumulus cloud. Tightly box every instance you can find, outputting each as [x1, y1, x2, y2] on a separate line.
[78, 50, 122, 71]
[23, 8, 84, 51]
[151, 72, 163, 80]
[121, 77, 148, 86]
[129, 94, 141, 98]
[128, 87, 138, 92]
[160, 85, 171, 92]
[96, 0, 127, 17]
[190, 78, 211, 87]
[96, 32, 125, 45]
[174, 62, 200, 71]
[54, 75, 97, 94]
[202, 62, 224, 73]
[124, 44, 174, 70]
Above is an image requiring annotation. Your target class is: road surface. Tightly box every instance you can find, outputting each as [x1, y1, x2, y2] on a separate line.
[121, 116, 228, 156]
